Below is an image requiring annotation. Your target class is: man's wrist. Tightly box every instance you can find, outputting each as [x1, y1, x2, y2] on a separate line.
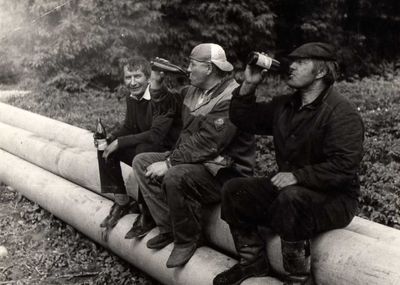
[106, 134, 116, 144]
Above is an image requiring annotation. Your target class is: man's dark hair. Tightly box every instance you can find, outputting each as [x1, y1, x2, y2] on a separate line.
[123, 56, 152, 78]
[312, 59, 339, 86]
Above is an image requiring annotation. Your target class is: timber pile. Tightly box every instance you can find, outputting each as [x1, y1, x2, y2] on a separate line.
[0, 101, 400, 285]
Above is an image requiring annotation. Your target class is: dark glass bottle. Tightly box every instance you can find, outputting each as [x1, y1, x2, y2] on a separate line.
[95, 118, 109, 193]
[94, 118, 107, 151]
[150, 57, 188, 77]
[247, 52, 280, 71]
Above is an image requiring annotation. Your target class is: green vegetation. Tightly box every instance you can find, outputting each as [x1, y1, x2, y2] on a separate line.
[7, 85, 125, 131]
[1, 0, 400, 88]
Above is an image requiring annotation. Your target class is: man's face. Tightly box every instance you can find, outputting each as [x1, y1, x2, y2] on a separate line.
[287, 58, 318, 89]
[123, 66, 149, 97]
[187, 59, 210, 89]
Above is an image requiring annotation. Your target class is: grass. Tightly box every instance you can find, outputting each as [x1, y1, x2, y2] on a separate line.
[6, 85, 126, 133]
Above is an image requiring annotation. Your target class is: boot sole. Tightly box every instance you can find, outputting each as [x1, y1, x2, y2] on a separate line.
[215, 272, 269, 285]
[235, 272, 269, 285]
[125, 227, 153, 239]
[147, 237, 173, 249]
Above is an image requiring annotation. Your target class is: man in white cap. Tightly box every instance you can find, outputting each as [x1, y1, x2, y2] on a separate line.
[129, 43, 256, 268]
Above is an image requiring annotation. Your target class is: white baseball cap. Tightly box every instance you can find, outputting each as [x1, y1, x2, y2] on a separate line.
[189, 43, 233, 72]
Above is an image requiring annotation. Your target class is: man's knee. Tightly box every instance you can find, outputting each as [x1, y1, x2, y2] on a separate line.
[163, 165, 190, 190]
[269, 186, 310, 224]
[269, 186, 312, 235]
[132, 152, 151, 172]
[275, 186, 307, 206]
[221, 177, 248, 203]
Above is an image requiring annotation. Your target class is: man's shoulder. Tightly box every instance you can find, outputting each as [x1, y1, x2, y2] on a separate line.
[218, 77, 239, 93]
[324, 86, 357, 111]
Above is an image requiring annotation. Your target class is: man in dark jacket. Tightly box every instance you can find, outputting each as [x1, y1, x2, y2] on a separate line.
[130, 43, 256, 268]
[98, 56, 181, 236]
[213, 43, 364, 285]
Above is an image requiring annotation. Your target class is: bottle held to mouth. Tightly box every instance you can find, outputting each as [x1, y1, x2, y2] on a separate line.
[150, 57, 188, 77]
[247, 52, 280, 71]
[94, 117, 107, 151]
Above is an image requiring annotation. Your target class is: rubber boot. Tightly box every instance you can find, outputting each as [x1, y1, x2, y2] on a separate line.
[281, 239, 313, 285]
[125, 202, 156, 239]
[213, 227, 269, 285]
[100, 202, 131, 228]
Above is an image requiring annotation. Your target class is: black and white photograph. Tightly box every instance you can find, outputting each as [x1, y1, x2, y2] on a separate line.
[0, 1, 400, 284]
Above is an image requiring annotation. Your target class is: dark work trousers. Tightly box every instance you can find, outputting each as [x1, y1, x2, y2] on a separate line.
[132, 152, 240, 247]
[221, 177, 359, 241]
[98, 143, 166, 206]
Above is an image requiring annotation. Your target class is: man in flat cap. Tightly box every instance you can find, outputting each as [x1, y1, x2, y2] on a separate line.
[213, 42, 364, 285]
[129, 43, 256, 268]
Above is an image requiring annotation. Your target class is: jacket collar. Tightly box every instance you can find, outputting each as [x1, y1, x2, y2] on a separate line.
[130, 85, 151, 101]
[194, 77, 234, 109]
[290, 85, 333, 110]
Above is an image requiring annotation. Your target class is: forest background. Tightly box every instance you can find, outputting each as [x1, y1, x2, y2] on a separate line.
[1, 0, 400, 87]
[0, 0, 400, 284]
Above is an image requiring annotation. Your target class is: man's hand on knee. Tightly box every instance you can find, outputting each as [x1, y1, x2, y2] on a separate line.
[271, 172, 298, 189]
[145, 161, 169, 181]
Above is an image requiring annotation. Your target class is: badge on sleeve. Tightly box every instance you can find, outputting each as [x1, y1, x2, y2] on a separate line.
[214, 118, 225, 131]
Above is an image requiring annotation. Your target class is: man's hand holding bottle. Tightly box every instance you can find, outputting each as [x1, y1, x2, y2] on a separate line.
[103, 139, 118, 161]
[240, 52, 280, 96]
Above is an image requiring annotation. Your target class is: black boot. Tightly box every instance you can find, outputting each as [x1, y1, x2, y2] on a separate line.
[125, 202, 156, 239]
[281, 239, 313, 285]
[100, 202, 131, 228]
[213, 227, 269, 285]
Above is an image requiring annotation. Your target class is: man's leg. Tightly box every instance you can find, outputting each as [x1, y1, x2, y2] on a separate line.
[99, 147, 137, 228]
[268, 186, 358, 285]
[214, 177, 278, 285]
[124, 144, 168, 238]
[162, 164, 224, 268]
[129, 152, 171, 241]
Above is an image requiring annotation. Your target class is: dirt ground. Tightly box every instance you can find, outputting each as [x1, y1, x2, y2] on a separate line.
[0, 184, 160, 285]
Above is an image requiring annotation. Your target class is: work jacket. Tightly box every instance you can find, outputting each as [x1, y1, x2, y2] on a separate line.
[230, 85, 364, 198]
[168, 78, 256, 177]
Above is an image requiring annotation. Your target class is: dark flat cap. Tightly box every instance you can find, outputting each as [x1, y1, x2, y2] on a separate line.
[288, 42, 337, 61]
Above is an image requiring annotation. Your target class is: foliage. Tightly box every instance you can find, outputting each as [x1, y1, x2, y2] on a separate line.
[0, 50, 20, 84]
[158, 0, 277, 66]
[2, 0, 399, 87]
[275, 0, 400, 77]
[7, 84, 125, 132]
[0, 0, 278, 89]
